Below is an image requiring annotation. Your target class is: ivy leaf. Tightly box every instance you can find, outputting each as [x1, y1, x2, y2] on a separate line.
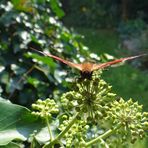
[35, 127, 50, 144]
[1, 142, 23, 148]
[50, 0, 65, 18]
[12, 0, 34, 13]
[0, 97, 44, 146]
[25, 52, 56, 68]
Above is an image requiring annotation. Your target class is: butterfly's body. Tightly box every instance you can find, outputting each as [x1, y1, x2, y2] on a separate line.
[31, 48, 146, 79]
[78, 62, 92, 79]
[80, 62, 93, 72]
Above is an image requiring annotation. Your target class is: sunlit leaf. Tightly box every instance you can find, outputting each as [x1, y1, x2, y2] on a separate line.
[50, 0, 65, 18]
[25, 52, 57, 68]
[12, 0, 34, 13]
[0, 97, 44, 146]
[1, 142, 23, 148]
[27, 77, 40, 88]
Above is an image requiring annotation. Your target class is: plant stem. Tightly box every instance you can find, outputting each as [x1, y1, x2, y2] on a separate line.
[46, 117, 53, 141]
[43, 112, 80, 148]
[85, 124, 121, 147]
[30, 139, 34, 148]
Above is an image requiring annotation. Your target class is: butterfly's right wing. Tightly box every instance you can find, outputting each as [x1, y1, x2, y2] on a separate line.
[32, 49, 82, 71]
[92, 54, 147, 71]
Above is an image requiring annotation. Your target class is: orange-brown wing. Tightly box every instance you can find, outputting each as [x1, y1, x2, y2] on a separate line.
[92, 54, 147, 71]
[32, 48, 82, 71]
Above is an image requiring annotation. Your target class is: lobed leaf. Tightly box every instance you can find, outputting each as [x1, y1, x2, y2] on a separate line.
[0, 97, 44, 146]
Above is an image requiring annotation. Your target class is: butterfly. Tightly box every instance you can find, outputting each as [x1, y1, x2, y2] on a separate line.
[31, 48, 146, 79]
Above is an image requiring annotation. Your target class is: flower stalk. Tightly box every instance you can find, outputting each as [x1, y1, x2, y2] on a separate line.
[45, 116, 53, 142]
[85, 124, 121, 147]
[43, 112, 80, 148]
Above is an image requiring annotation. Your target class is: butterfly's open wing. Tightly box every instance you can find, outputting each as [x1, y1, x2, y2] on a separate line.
[92, 54, 146, 71]
[32, 49, 82, 71]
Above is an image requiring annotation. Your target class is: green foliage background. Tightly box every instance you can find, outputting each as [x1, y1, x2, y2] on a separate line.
[62, 0, 148, 28]
[0, 0, 90, 107]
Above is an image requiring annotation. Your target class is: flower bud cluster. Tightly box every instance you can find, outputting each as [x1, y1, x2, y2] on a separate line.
[31, 98, 59, 120]
[106, 98, 148, 143]
[61, 70, 116, 121]
[59, 115, 89, 147]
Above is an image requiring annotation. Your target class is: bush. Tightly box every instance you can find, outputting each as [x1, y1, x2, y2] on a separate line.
[0, 0, 90, 106]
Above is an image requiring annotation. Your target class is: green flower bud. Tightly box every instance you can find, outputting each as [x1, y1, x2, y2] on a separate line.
[31, 98, 59, 120]
[131, 137, 137, 144]
[131, 131, 137, 136]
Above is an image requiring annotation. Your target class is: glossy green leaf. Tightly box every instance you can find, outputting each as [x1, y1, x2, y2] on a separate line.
[0, 142, 23, 148]
[0, 97, 44, 145]
[35, 127, 50, 144]
[27, 77, 40, 88]
[12, 0, 33, 12]
[25, 52, 56, 68]
[50, 0, 65, 18]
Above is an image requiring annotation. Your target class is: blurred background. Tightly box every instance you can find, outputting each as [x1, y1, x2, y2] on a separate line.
[61, 0, 148, 111]
[0, 0, 148, 147]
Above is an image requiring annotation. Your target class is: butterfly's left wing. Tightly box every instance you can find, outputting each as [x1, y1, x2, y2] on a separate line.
[92, 54, 146, 71]
[31, 48, 82, 71]
[44, 53, 82, 70]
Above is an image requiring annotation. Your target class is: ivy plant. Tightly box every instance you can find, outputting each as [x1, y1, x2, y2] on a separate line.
[0, 71, 147, 147]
